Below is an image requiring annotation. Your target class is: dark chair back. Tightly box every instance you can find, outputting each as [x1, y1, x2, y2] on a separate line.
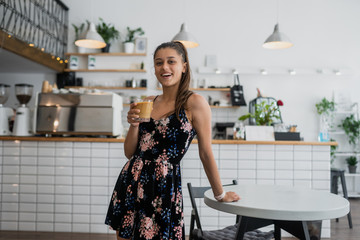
[187, 180, 238, 239]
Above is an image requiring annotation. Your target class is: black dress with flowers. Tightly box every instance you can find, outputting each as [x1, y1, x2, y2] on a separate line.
[105, 108, 196, 240]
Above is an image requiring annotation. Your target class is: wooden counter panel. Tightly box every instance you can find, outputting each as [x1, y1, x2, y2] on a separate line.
[0, 136, 337, 145]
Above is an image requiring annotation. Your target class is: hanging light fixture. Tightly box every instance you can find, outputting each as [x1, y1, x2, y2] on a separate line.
[75, 22, 106, 49]
[172, 23, 199, 48]
[263, 0, 293, 49]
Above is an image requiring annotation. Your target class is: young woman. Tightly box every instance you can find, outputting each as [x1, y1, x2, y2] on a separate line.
[105, 41, 240, 240]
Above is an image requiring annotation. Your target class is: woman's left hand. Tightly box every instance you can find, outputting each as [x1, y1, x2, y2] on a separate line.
[221, 191, 240, 202]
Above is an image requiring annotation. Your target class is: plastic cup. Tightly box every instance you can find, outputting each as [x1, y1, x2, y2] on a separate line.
[133, 99, 153, 122]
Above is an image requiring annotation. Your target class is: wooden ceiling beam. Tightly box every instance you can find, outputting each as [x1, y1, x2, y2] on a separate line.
[0, 29, 65, 72]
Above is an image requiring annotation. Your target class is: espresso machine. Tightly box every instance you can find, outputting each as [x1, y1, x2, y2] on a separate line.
[13, 84, 34, 136]
[0, 84, 14, 135]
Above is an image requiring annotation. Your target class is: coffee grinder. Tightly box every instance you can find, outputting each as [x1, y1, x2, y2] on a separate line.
[13, 84, 34, 136]
[0, 84, 14, 135]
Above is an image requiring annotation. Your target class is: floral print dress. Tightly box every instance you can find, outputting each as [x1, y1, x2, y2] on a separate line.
[105, 108, 196, 240]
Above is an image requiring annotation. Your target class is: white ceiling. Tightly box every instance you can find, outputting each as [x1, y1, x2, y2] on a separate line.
[0, 48, 56, 74]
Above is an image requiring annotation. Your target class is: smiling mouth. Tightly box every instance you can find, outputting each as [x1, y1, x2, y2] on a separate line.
[161, 73, 172, 77]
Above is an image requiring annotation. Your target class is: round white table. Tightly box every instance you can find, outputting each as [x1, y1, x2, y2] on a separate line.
[204, 185, 349, 240]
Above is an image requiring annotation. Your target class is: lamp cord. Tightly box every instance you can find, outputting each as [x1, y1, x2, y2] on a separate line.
[276, 0, 279, 23]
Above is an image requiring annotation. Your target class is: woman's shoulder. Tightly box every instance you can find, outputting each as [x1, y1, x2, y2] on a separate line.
[187, 93, 209, 110]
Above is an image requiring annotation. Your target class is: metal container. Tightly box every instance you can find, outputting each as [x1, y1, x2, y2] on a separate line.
[35, 92, 123, 136]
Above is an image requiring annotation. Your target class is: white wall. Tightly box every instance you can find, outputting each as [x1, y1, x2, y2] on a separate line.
[1, 0, 360, 141]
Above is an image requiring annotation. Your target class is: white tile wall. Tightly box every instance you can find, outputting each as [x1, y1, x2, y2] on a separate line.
[0, 141, 332, 237]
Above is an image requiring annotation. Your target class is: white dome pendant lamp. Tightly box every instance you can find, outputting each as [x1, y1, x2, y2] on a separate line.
[263, 0, 293, 49]
[172, 23, 199, 49]
[75, 22, 106, 49]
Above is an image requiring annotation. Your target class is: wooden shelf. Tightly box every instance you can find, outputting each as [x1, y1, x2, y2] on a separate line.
[64, 86, 146, 90]
[65, 52, 146, 56]
[156, 87, 230, 91]
[64, 69, 146, 73]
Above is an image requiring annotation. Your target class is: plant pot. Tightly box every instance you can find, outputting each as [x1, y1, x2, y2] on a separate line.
[124, 42, 135, 53]
[348, 165, 357, 173]
[101, 43, 111, 53]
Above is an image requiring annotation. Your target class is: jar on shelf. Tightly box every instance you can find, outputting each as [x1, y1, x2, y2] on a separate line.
[233, 121, 245, 140]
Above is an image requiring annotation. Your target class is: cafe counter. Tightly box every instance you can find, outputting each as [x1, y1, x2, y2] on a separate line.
[0, 136, 334, 237]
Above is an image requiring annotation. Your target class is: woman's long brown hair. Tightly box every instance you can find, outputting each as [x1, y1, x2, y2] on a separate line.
[153, 41, 193, 120]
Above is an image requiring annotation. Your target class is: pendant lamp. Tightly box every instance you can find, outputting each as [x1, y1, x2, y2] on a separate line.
[172, 23, 199, 48]
[75, 22, 106, 49]
[263, 23, 293, 49]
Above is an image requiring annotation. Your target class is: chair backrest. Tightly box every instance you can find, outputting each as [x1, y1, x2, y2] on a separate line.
[187, 180, 238, 231]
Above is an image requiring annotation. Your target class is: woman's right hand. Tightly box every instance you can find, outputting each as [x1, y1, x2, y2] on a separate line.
[127, 102, 140, 127]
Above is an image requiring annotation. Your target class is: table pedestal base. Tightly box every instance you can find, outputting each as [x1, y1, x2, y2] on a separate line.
[235, 216, 322, 240]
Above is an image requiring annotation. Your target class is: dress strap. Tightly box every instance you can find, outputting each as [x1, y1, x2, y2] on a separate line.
[153, 95, 159, 102]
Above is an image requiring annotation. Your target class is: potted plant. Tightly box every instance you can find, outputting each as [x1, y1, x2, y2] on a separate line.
[72, 21, 87, 53]
[239, 100, 282, 126]
[340, 114, 360, 151]
[123, 27, 145, 53]
[346, 156, 358, 173]
[96, 18, 120, 52]
[315, 97, 335, 142]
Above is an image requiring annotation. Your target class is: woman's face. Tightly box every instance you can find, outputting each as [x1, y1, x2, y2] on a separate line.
[154, 48, 186, 88]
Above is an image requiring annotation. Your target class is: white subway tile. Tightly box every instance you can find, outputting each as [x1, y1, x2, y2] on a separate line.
[37, 185, 54, 194]
[4, 147, 20, 156]
[312, 151, 331, 161]
[19, 212, 36, 221]
[37, 194, 54, 203]
[312, 161, 330, 170]
[56, 157, 72, 167]
[91, 195, 107, 205]
[38, 147, 55, 157]
[38, 141, 55, 147]
[294, 151, 312, 160]
[257, 170, 275, 179]
[312, 171, 330, 180]
[90, 223, 108, 233]
[294, 161, 312, 170]
[20, 166, 37, 175]
[109, 158, 127, 168]
[275, 145, 293, 151]
[219, 150, 238, 159]
[20, 147, 37, 156]
[2, 193, 18, 202]
[38, 176, 54, 185]
[3, 156, 20, 165]
[36, 203, 54, 213]
[1, 221, 18, 230]
[91, 158, 109, 167]
[238, 170, 256, 179]
[20, 193, 36, 203]
[20, 141, 37, 147]
[3, 141, 20, 147]
[238, 145, 256, 151]
[275, 170, 293, 180]
[72, 204, 90, 214]
[90, 205, 108, 214]
[38, 166, 55, 175]
[294, 145, 312, 151]
[91, 186, 109, 195]
[257, 160, 275, 170]
[109, 148, 122, 158]
[21, 156, 37, 165]
[73, 157, 91, 167]
[2, 202, 19, 212]
[238, 160, 256, 169]
[1, 212, 18, 221]
[3, 165, 20, 174]
[219, 169, 238, 179]
[313, 146, 330, 152]
[2, 183, 19, 193]
[294, 170, 312, 180]
[72, 223, 90, 232]
[55, 204, 72, 213]
[3, 174, 20, 184]
[73, 186, 90, 195]
[257, 145, 275, 151]
[36, 222, 54, 231]
[237, 150, 256, 160]
[55, 185, 72, 194]
[182, 159, 201, 169]
[55, 194, 72, 204]
[91, 142, 109, 149]
[73, 214, 90, 223]
[55, 213, 72, 222]
[20, 184, 36, 193]
[275, 160, 293, 170]
[275, 151, 293, 160]
[55, 223, 72, 232]
[109, 168, 121, 177]
[55, 176, 72, 185]
[182, 169, 200, 179]
[109, 142, 123, 149]
[74, 142, 91, 148]
[74, 167, 90, 176]
[18, 222, 36, 231]
[73, 195, 89, 204]
[74, 148, 91, 157]
[38, 157, 55, 166]
[73, 176, 90, 186]
[220, 160, 237, 169]
[55, 166, 73, 176]
[19, 203, 36, 212]
[257, 151, 275, 160]
[90, 176, 108, 186]
[56, 142, 73, 148]
[312, 180, 330, 190]
[91, 148, 109, 158]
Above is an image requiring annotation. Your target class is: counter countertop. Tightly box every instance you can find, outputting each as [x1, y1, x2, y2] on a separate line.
[0, 136, 337, 145]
